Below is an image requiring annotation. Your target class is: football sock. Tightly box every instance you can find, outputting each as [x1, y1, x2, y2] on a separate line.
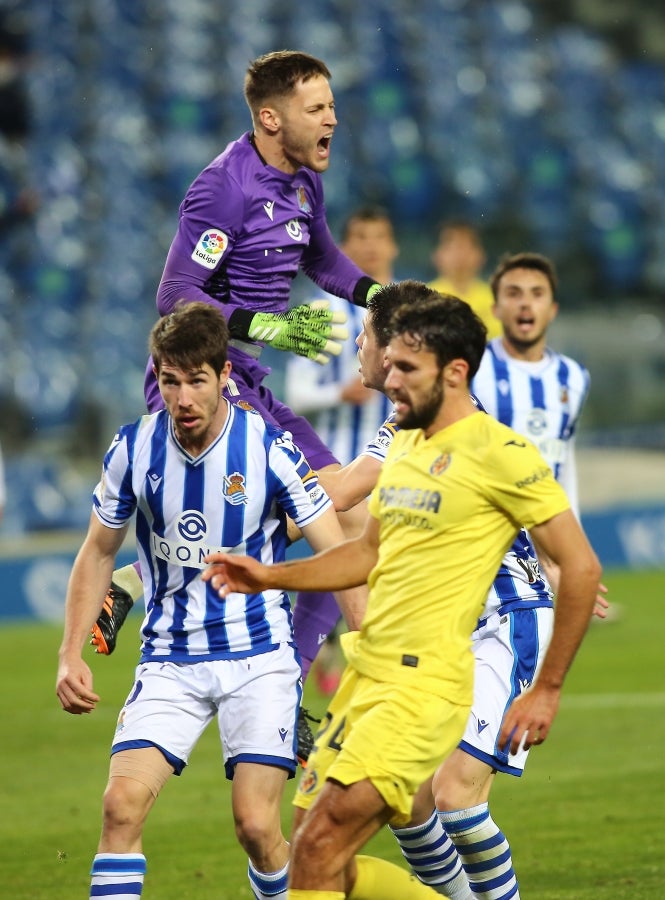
[89, 853, 146, 898]
[438, 804, 519, 899]
[113, 562, 143, 602]
[391, 811, 474, 899]
[348, 854, 444, 898]
[248, 859, 288, 898]
[292, 591, 341, 682]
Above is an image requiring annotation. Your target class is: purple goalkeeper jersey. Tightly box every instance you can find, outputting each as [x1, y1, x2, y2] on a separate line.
[156, 131, 366, 320]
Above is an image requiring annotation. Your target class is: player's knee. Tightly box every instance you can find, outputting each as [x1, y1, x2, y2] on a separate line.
[101, 778, 149, 833]
[291, 809, 336, 865]
[234, 808, 282, 859]
[432, 773, 487, 812]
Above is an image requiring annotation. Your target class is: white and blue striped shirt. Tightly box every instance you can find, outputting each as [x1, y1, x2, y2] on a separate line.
[93, 403, 331, 663]
[362, 413, 554, 622]
[472, 338, 590, 516]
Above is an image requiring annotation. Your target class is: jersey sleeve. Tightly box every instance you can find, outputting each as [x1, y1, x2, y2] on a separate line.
[156, 166, 243, 316]
[267, 431, 333, 528]
[299, 181, 367, 300]
[361, 414, 399, 463]
[485, 434, 571, 530]
[92, 425, 137, 528]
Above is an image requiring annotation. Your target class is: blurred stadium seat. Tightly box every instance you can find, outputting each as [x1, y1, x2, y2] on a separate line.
[1, 0, 664, 532]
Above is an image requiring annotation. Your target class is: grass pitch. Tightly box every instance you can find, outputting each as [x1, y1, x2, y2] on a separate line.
[0, 567, 663, 898]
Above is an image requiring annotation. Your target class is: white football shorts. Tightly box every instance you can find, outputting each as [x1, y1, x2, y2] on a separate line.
[111, 643, 302, 779]
[459, 606, 554, 775]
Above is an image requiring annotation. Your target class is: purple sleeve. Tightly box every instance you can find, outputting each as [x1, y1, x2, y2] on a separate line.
[300, 193, 368, 301]
[155, 167, 244, 316]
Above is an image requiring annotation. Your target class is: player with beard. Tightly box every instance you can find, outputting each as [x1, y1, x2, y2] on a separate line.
[202, 285, 601, 900]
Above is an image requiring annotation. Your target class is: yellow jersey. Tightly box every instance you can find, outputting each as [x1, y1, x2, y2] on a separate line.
[347, 411, 569, 706]
[428, 276, 501, 340]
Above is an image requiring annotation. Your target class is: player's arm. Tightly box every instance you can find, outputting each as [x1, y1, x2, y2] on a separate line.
[204, 512, 380, 599]
[285, 355, 336, 415]
[56, 514, 129, 715]
[318, 454, 383, 512]
[156, 170, 242, 315]
[499, 508, 601, 753]
[297, 506, 372, 629]
[300, 207, 380, 307]
[531, 530, 609, 619]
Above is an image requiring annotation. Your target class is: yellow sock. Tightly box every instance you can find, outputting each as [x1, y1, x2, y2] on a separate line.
[288, 891, 345, 900]
[112, 563, 143, 602]
[348, 855, 440, 899]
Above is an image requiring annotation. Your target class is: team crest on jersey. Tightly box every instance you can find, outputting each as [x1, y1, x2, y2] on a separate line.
[236, 400, 258, 414]
[191, 228, 228, 269]
[223, 472, 249, 505]
[295, 185, 311, 213]
[298, 767, 319, 794]
[430, 452, 451, 476]
[560, 386, 569, 407]
[285, 218, 303, 242]
[526, 408, 547, 435]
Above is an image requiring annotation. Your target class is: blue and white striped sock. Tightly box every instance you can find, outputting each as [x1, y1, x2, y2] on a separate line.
[391, 810, 474, 898]
[438, 804, 519, 899]
[247, 858, 288, 899]
[89, 853, 146, 898]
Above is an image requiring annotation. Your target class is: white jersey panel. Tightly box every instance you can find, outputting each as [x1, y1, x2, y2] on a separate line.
[472, 339, 590, 516]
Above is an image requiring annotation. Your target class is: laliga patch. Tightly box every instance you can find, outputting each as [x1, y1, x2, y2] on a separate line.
[191, 228, 228, 269]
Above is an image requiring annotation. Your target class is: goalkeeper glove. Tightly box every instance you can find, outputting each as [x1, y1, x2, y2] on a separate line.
[229, 301, 348, 365]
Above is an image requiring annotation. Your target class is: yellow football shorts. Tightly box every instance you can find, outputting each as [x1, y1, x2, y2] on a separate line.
[294, 663, 470, 826]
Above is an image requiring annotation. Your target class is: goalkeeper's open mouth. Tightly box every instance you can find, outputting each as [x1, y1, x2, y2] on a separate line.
[317, 134, 332, 159]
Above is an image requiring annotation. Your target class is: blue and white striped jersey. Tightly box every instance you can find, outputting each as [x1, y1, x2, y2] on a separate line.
[472, 338, 590, 516]
[93, 403, 332, 663]
[362, 412, 554, 621]
[285, 298, 392, 465]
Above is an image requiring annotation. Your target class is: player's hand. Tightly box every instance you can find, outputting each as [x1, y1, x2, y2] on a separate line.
[56, 657, 100, 715]
[202, 553, 272, 597]
[592, 582, 609, 619]
[248, 301, 348, 364]
[498, 682, 561, 754]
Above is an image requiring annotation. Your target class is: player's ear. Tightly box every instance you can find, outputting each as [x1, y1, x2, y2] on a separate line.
[258, 105, 280, 134]
[444, 357, 470, 387]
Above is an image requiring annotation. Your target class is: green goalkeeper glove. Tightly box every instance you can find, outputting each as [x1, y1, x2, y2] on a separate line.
[231, 301, 348, 365]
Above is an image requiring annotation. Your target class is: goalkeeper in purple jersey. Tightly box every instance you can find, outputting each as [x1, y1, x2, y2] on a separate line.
[145, 49, 379, 457]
